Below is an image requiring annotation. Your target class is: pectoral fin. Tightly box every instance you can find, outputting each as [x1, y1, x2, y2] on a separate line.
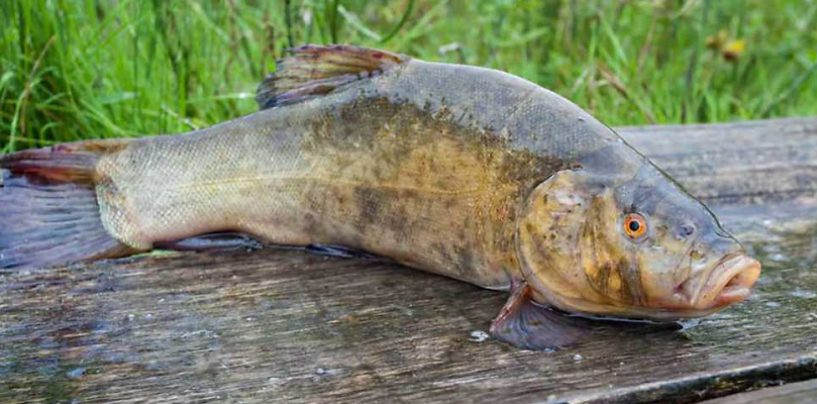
[489, 282, 587, 350]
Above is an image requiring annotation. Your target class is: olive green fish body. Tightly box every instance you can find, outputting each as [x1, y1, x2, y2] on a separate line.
[94, 59, 619, 290]
[0, 45, 760, 350]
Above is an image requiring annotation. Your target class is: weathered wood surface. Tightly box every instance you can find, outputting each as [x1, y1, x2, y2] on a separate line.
[2, 117, 817, 403]
[703, 378, 817, 404]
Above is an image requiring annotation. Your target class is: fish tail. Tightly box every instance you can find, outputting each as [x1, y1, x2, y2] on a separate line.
[0, 140, 134, 270]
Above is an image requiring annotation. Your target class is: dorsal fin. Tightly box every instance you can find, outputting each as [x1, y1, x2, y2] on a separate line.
[256, 44, 408, 110]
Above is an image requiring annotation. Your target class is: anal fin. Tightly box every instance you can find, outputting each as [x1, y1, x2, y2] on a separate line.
[305, 243, 374, 258]
[489, 282, 588, 350]
[155, 232, 264, 252]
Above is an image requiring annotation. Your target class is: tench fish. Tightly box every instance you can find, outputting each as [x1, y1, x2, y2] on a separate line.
[0, 45, 760, 349]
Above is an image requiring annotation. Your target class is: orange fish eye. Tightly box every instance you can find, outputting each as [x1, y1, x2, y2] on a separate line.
[623, 213, 647, 239]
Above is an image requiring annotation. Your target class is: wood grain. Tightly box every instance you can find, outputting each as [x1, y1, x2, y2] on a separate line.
[2, 117, 817, 403]
[702, 378, 817, 404]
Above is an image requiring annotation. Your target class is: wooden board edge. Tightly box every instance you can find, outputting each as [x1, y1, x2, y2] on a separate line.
[562, 351, 817, 403]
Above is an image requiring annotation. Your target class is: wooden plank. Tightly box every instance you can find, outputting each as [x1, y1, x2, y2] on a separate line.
[702, 378, 817, 404]
[622, 117, 817, 205]
[2, 117, 817, 403]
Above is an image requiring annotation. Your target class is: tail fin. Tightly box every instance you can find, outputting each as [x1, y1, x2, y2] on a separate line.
[0, 142, 133, 270]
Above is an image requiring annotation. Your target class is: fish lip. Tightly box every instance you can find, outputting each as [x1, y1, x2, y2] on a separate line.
[676, 253, 761, 310]
[710, 255, 761, 307]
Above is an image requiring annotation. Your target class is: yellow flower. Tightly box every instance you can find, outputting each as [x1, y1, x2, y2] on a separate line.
[722, 39, 746, 61]
[705, 30, 746, 62]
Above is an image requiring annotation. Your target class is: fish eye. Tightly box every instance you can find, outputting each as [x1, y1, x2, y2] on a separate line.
[623, 213, 648, 240]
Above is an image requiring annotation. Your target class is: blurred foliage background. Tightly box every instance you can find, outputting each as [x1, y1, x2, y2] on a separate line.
[1, 0, 816, 151]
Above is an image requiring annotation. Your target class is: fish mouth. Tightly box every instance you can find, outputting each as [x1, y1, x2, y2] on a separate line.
[710, 255, 761, 307]
[679, 253, 761, 311]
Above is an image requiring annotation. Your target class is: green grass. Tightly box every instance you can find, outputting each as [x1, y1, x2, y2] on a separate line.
[2, 0, 816, 151]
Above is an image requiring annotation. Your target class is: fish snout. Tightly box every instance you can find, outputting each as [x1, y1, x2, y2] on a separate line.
[651, 253, 761, 316]
[711, 255, 761, 307]
[675, 254, 761, 311]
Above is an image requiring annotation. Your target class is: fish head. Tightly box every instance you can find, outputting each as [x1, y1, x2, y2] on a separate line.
[516, 167, 761, 321]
